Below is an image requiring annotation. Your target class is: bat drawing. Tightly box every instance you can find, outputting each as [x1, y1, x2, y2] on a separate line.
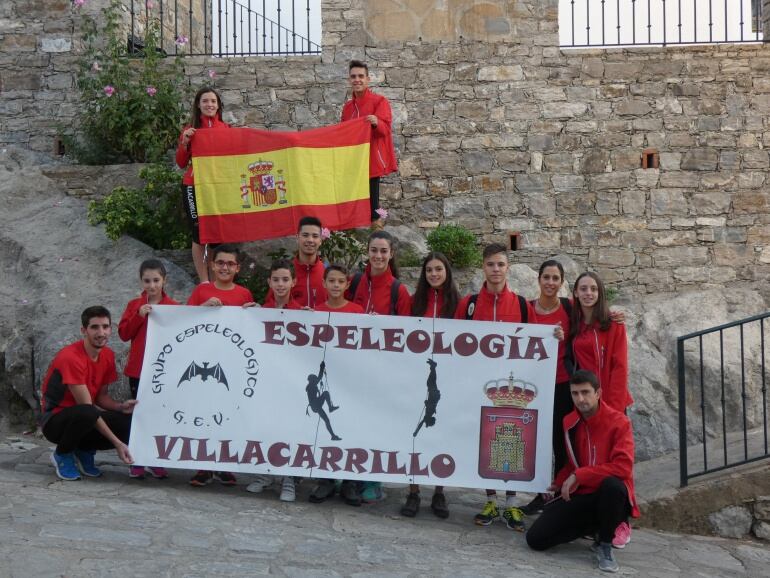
[177, 361, 229, 390]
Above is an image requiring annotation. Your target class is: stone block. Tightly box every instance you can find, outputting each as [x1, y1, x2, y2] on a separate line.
[541, 101, 588, 119]
[588, 247, 635, 267]
[635, 169, 659, 189]
[557, 193, 595, 215]
[659, 172, 698, 188]
[650, 190, 688, 216]
[653, 246, 709, 267]
[596, 191, 619, 215]
[681, 149, 718, 171]
[478, 65, 523, 81]
[3, 71, 41, 90]
[734, 192, 770, 214]
[527, 134, 554, 151]
[591, 172, 632, 191]
[653, 230, 696, 247]
[421, 151, 461, 176]
[580, 150, 610, 174]
[615, 99, 651, 116]
[612, 149, 641, 171]
[714, 244, 755, 266]
[462, 151, 494, 175]
[496, 151, 530, 172]
[456, 101, 488, 121]
[709, 506, 753, 539]
[737, 172, 765, 189]
[658, 153, 681, 171]
[621, 190, 646, 215]
[0, 33, 36, 51]
[515, 174, 549, 195]
[551, 174, 584, 193]
[743, 149, 770, 169]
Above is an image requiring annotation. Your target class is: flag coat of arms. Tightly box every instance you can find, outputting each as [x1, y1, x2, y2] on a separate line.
[191, 119, 372, 243]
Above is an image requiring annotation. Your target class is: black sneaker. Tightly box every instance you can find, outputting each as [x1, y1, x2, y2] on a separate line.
[340, 480, 362, 507]
[520, 494, 546, 515]
[430, 492, 449, 519]
[214, 471, 237, 486]
[189, 470, 213, 486]
[309, 478, 336, 503]
[400, 492, 420, 517]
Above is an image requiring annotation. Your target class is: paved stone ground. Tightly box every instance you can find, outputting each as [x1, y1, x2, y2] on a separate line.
[1, 433, 769, 578]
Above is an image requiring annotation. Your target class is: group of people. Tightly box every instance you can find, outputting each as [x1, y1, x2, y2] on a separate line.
[40, 213, 639, 573]
[38, 59, 639, 573]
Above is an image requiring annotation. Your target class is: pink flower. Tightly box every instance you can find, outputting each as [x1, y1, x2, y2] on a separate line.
[103, 85, 115, 97]
[175, 35, 189, 46]
[146, 85, 157, 96]
[91, 61, 101, 72]
[208, 69, 217, 79]
[375, 208, 389, 219]
[146, 0, 154, 9]
[321, 227, 331, 239]
[72, 0, 86, 7]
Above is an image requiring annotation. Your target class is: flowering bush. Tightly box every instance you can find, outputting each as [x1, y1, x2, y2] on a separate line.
[64, 0, 188, 163]
[322, 229, 369, 271]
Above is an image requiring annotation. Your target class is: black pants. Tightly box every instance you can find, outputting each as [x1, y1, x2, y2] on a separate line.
[129, 377, 140, 399]
[526, 476, 631, 550]
[552, 381, 573, 474]
[369, 177, 380, 220]
[182, 184, 201, 243]
[42, 405, 132, 454]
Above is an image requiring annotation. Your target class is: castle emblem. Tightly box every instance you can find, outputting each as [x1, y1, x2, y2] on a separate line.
[478, 372, 538, 482]
[240, 159, 288, 209]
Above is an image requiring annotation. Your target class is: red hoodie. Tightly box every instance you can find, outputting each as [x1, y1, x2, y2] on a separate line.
[175, 115, 230, 185]
[341, 89, 398, 178]
[572, 320, 631, 412]
[454, 282, 534, 323]
[346, 264, 411, 316]
[554, 401, 640, 518]
[264, 256, 327, 309]
[118, 291, 179, 378]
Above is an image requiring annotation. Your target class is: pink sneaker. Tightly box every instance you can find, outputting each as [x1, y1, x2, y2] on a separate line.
[147, 466, 168, 479]
[612, 521, 631, 549]
[129, 465, 146, 479]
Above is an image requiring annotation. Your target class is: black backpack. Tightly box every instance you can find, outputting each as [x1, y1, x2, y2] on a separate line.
[349, 272, 402, 315]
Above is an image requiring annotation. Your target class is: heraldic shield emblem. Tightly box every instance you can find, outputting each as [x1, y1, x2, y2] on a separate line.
[478, 372, 538, 482]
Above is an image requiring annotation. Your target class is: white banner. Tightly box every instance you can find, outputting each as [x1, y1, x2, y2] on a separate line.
[129, 305, 557, 491]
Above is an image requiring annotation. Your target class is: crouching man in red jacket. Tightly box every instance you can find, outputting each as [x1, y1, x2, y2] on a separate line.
[526, 369, 640, 574]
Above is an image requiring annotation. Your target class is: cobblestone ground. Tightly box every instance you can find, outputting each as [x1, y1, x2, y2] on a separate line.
[1, 434, 769, 578]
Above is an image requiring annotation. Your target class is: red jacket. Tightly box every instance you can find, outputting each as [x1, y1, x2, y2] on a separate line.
[118, 291, 179, 378]
[315, 301, 365, 314]
[346, 264, 411, 316]
[264, 256, 327, 309]
[413, 288, 445, 319]
[175, 115, 230, 185]
[554, 401, 640, 518]
[341, 89, 398, 178]
[454, 283, 534, 323]
[572, 320, 631, 412]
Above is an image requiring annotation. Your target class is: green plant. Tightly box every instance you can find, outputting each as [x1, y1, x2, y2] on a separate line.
[397, 244, 422, 268]
[322, 229, 368, 271]
[64, 0, 188, 163]
[237, 259, 269, 304]
[605, 286, 619, 304]
[426, 224, 481, 268]
[88, 163, 190, 249]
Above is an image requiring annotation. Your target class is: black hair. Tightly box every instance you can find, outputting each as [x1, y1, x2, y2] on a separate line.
[349, 59, 369, 74]
[324, 263, 348, 279]
[570, 369, 600, 391]
[139, 258, 167, 278]
[367, 230, 399, 278]
[570, 271, 611, 340]
[482, 243, 508, 260]
[191, 86, 223, 128]
[269, 258, 295, 277]
[411, 252, 460, 318]
[538, 259, 564, 281]
[212, 244, 241, 262]
[298, 215, 322, 232]
[81, 305, 111, 328]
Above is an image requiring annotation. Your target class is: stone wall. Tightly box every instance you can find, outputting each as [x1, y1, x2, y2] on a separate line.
[1, 0, 770, 299]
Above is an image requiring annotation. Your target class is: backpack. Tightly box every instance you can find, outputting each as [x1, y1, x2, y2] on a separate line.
[465, 292, 529, 322]
[349, 272, 402, 315]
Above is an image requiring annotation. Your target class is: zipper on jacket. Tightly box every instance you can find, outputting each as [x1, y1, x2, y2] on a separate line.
[432, 289, 437, 318]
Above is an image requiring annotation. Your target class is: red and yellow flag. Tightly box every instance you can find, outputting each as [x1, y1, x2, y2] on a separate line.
[191, 119, 371, 243]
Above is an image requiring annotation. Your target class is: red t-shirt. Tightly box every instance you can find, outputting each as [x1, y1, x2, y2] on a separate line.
[315, 301, 365, 314]
[40, 341, 118, 425]
[531, 301, 571, 384]
[262, 295, 303, 310]
[187, 283, 254, 306]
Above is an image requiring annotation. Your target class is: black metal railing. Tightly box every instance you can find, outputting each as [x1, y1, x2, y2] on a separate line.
[561, 0, 764, 47]
[128, 0, 320, 57]
[677, 311, 770, 487]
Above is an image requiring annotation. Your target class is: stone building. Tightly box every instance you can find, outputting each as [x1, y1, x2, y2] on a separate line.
[2, 0, 769, 300]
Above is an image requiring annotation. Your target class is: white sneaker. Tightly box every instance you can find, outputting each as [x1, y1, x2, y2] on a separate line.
[245, 475, 273, 494]
[280, 477, 296, 502]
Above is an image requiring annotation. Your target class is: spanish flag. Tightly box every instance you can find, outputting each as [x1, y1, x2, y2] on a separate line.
[191, 119, 371, 243]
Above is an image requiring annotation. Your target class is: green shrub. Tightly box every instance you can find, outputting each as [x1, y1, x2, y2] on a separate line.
[64, 0, 188, 164]
[426, 224, 481, 268]
[88, 164, 190, 250]
[322, 229, 369, 271]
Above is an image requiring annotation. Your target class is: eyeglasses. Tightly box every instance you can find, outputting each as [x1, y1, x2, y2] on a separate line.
[214, 260, 238, 268]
